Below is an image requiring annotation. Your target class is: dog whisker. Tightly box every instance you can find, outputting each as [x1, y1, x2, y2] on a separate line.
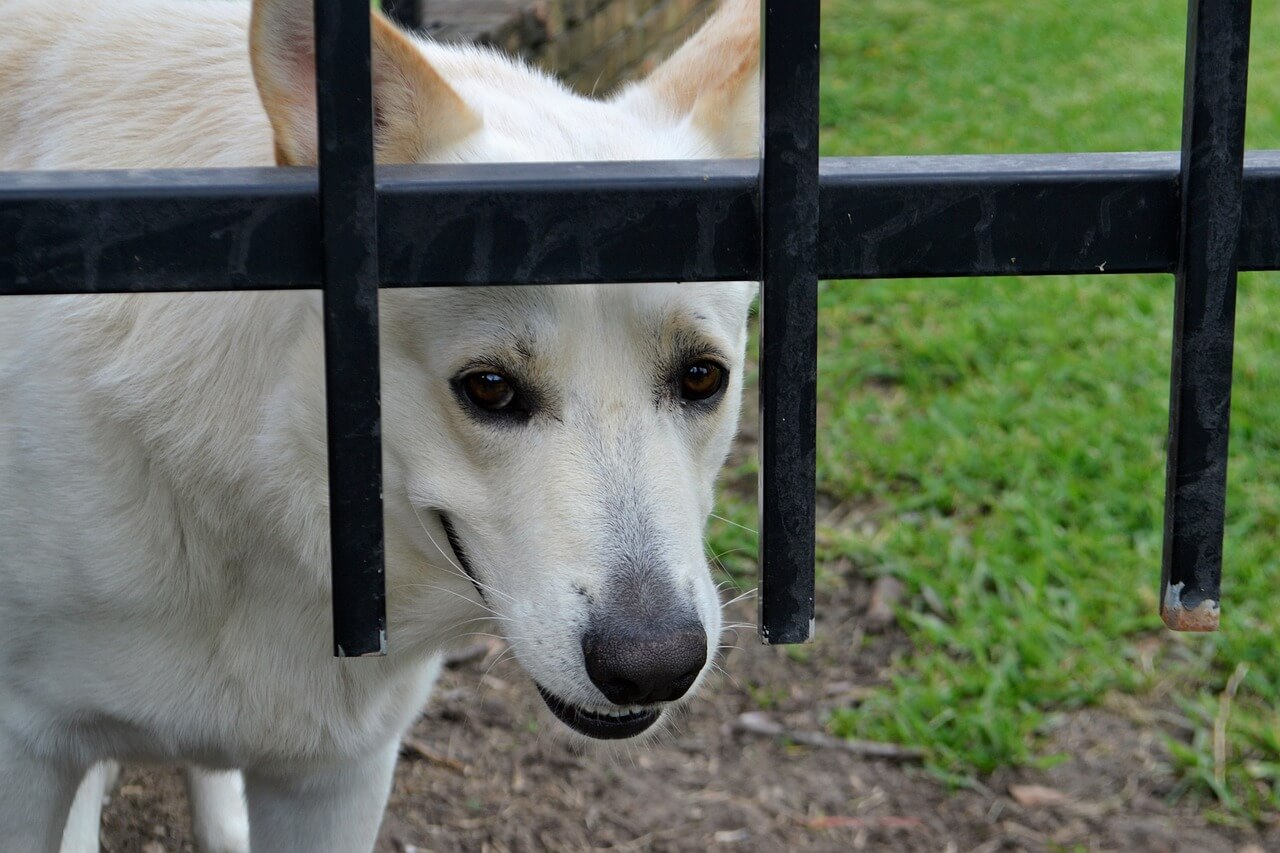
[448, 629, 520, 641]
[440, 614, 507, 628]
[480, 646, 520, 681]
[708, 512, 759, 535]
[410, 503, 516, 605]
[706, 659, 741, 689]
[708, 545, 751, 563]
[720, 587, 758, 608]
[410, 503, 467, 574]
[396, 550, 516, 607]
[403, 583, 505, 619]
[399, 569, 509, 609]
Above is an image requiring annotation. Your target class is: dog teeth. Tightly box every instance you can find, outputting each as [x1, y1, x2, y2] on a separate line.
[590, 705, 648, 718]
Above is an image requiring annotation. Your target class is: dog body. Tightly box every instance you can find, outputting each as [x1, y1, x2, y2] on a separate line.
[0, 0, 759, 850]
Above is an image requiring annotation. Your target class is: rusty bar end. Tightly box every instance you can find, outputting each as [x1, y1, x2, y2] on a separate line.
[1160, 582, 1220, 632]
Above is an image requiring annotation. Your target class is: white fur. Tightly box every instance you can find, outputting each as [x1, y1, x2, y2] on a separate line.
[0, 1, 758, 850]
[186, 767, 252, 853]
[59, 762, 117, 853]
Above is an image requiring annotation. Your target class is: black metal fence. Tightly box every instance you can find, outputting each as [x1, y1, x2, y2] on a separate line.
[0, 0, 1269, 653]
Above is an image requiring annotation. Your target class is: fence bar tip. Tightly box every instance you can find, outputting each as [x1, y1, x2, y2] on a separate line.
[337, 629, 390, 658]
[1160, 582, 1220, 633]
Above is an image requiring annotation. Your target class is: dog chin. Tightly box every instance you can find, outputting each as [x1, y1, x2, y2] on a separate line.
[544, 713, 678, 754]
[533, 684, 665, 740]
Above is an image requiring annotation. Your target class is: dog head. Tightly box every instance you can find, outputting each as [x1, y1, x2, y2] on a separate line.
[251, 0, 759, 739]
[383, 282, 754, 740]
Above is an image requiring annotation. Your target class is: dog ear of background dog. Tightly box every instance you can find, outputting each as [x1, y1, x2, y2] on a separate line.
[620, 0, 761, 158]
[249, 0, 480, 166]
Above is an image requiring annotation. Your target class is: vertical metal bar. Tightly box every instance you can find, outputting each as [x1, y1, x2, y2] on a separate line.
[382, 0, 421, 30]
[315, 0, 387, 656]
[758, 0, 819, 644]
[1161, 0, 1252, 632]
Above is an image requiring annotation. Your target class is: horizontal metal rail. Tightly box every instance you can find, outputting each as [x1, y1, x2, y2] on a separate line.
[5, 152, 1280, 296]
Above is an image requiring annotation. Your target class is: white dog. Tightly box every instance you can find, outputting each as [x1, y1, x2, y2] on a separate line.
[0, 0, 760, 850]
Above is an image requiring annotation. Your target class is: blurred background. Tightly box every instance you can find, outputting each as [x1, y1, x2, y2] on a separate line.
[107, 0, 1280, 850]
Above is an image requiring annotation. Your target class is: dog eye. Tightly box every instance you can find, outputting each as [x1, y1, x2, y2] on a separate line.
[679, 361, 727, 402]
[462, 371, 517, 411]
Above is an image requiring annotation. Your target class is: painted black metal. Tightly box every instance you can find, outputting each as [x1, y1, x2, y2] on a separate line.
[381, 0, 422, 30]
[819, 153, 1181, 279]
[0, 168, 320, 294]
[315, 0, 387, 656]
[757, 0, 819, 645]
[10, 153, 1280, 295]
[378, 161, 758, 285]
[1241, 151, 1280, 271]
[1160, 0, 1253, 632]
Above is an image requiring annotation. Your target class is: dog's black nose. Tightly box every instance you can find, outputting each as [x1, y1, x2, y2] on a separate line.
[581, 618, 708, 706]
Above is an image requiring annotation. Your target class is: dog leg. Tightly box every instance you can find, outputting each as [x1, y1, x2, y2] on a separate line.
[243, 740, 399, 853]
[58, 761, 120, 853]
[58, 758, 119, 850]
[186, 767, 250, 853]
[0, 746, 84, 853]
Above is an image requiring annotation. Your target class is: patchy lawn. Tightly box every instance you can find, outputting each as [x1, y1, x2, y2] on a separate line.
[710, 0, 1280, 822]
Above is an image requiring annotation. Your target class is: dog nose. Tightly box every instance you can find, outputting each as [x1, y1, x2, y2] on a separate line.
[581, 619, 708, 705]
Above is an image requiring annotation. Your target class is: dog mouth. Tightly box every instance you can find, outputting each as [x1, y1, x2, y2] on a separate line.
[437, 511, 485, 601]
[437, 511, 662, 740]
[534, 685, 663, 739]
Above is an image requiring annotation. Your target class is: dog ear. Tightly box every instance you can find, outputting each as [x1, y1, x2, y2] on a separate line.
[620, 0, 760, 157]
[250, 0, 480, 166]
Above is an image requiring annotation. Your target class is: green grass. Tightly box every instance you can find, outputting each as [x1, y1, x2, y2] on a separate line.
[709, 0, 1280, 817]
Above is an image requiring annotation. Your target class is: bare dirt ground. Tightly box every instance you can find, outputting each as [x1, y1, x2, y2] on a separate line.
[100, 555, 1280, 852]
[92, 159, 1278, 853]
[99, 424, 1280, 852]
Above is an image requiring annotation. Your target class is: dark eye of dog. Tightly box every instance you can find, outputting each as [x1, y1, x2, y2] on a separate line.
[462, 371, 517, 411]
[679, 361, 727, 401]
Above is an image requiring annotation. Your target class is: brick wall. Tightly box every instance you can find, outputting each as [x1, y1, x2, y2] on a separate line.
[423, 0, 717, 94]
